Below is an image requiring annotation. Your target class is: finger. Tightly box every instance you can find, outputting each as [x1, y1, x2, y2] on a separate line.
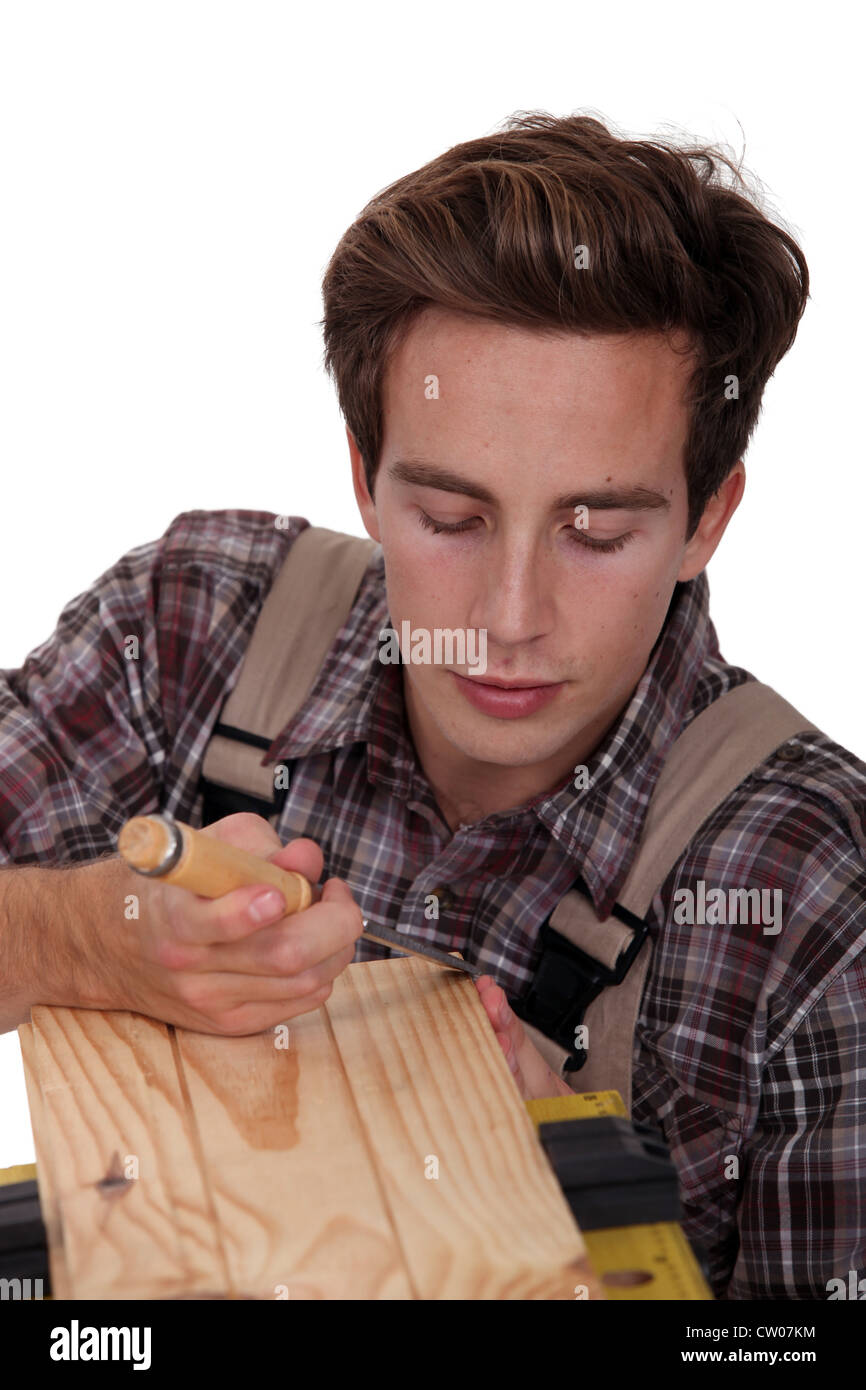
[174, 918, 360, 977]
[237, 884, 363, 975]
[480, 980, 526, 1053]
[266, 837, 324, 893]
[149, 978, 339, 1037]
[475, 977, 503, 1028]
[182, 987, 337, 1038]
[495, 1029, 520, 1076]
[172, 953, 357, 1011]
[157, 862, 352, 950]
[158, 875, 363, 963]
[158, 880, 295, 948]
[496, 1029, 531, 1099]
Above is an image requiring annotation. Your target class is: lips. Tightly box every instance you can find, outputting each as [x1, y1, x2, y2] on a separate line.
[468, 676, 558, 689]
[450, 671, 564, 719]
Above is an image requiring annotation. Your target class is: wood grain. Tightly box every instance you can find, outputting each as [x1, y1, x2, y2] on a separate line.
[24, 1007, 226, 1298]
[325, 957, 595, 1298]
[173, 1008, 412, 1299]
[20, 958, 600, 1300]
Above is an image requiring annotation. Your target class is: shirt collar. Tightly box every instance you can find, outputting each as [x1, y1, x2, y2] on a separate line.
[265, 549, 715, 918]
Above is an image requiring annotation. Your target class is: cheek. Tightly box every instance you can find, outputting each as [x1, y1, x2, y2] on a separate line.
[382, 536, 467, 621]
[379, 526, 423, 610]
[566, 556, 674, 655]
[617, 586, 670, 645]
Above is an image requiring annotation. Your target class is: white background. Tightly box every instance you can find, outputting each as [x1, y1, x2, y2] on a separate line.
[1, 1, 863, 1165]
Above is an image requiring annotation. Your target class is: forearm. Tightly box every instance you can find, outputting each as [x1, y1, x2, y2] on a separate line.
[0, 856, 123, 1032]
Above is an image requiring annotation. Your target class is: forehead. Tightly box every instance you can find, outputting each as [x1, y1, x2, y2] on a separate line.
[381, 306, 695, 477]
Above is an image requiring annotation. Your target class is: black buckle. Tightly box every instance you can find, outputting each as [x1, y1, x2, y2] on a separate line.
[199, 722, 289, 827]
[199, 777, 287, 827]
[510, 900, 650, 1072]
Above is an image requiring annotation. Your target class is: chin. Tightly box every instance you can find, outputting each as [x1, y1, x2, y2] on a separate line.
[437, 709, 573, 769]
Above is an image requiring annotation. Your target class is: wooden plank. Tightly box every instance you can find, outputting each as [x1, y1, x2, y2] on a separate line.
[324, 956, 601, 1299]
[21, 959, 601, 1300]
[23, 1007, 227, 1299]
[173, 1006, 412, 1299]
[22, 1003, 412, 1299]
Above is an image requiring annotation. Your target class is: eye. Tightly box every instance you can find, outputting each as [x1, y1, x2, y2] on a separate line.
[568, 528, 634, 554]
[416, 508, 634, 553]
[416, 510, 480, 535]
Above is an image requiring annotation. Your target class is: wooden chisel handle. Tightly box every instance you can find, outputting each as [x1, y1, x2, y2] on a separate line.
[117, 813, 476, 977]
[117, 814, 313, 914]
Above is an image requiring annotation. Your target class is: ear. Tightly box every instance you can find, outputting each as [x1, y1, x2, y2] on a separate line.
[347, 427, 381, 543]
[677, 462, 746, 582]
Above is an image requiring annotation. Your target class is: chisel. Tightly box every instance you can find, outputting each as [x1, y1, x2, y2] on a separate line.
[116, 813, 479, 977]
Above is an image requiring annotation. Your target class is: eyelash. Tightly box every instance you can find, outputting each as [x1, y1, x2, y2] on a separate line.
[415, 510, 634, 554]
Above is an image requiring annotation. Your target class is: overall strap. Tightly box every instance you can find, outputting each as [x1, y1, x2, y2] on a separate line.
[200, 526, 380, 822]
[521, 682, 817, 1113]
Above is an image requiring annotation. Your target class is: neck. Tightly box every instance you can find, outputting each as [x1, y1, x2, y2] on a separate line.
[402, 671, 626, 833]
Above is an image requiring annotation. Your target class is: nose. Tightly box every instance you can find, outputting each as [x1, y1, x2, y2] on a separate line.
[473, 536, 551, 648]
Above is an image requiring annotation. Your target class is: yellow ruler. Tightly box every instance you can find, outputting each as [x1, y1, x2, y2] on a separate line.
[0, 1163, 37, 1186]
[525, 1089, 712, 1300]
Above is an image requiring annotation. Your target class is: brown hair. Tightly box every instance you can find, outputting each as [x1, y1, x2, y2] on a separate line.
[321, 110, 809, 539]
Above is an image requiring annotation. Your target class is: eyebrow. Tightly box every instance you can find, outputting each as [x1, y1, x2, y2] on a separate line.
[387, 458, 672, 513]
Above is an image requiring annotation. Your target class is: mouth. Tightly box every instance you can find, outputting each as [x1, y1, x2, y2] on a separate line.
[464, 675, 559, 689]
[450, 671, 565, 719]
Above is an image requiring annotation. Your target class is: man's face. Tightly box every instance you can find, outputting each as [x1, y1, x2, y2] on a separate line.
[351, 306, 742, 805]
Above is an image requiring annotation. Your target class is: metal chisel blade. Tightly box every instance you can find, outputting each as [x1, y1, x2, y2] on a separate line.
[361, 921, 481, 978]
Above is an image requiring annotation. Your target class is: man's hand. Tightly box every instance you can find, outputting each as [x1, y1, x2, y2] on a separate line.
[475, 974, 574, 1101]
[80, 812, 364, 1035]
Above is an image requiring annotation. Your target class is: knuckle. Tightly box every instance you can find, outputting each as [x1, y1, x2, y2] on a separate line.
[208, 1010, 251, 1037]
[300, 966, 328, 994]
[338, 904, 364, 942]
[286, 966, 331, 1001]
[176, 977, 212, 1013]
[274, 932, 304, 976]
[160, 892, 186, 937]
[153, 936, 195, 970]
[209, 897, 248, 942]
[160, 891, 208, 945]
[309, 967, 337, 997]
[281, 984, 330, 1019]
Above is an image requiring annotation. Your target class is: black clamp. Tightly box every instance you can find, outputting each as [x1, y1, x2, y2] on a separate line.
[0, 1179, 50, 1288]
[510, 899, 650, 1072]
[539, 1115, 682, 1228]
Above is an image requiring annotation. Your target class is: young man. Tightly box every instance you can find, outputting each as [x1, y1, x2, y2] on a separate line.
[1, 113, 863, 1301]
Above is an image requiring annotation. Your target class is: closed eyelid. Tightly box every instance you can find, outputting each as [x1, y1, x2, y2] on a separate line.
[415, 509, 634, 553]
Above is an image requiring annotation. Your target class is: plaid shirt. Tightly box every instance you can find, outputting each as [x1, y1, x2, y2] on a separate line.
[1, 508, 864, 1301]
